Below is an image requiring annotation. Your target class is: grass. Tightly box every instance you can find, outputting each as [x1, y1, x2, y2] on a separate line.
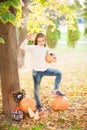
[0, 122, 19, 130]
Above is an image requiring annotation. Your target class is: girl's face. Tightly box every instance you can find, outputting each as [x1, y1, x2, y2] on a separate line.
[37, 37, 46, 47]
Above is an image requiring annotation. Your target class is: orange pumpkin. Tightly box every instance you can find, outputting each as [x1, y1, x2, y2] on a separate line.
[19, 98, 36, 113]
[51, 96, 70, 111]
[45, 53, 57, 63]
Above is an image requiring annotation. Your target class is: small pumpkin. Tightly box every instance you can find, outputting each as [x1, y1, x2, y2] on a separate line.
[45, 53, 57, 63]
[19, 98, 36, 113]
[51, 96, 70, 111]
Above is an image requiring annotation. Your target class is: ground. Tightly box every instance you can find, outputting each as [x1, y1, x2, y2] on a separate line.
[0, 43, 87, 130]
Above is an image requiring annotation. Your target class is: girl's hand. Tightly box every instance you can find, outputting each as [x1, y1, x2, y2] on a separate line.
[27, 33, 34, 41]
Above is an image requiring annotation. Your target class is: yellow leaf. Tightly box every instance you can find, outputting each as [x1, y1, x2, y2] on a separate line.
[84, 104, 87, 109]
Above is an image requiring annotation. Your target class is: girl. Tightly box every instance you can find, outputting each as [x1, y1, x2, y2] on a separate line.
[20, 33, 65, 111]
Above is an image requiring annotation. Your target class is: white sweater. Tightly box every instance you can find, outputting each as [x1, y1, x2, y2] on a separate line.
[20, 39, 48, 71]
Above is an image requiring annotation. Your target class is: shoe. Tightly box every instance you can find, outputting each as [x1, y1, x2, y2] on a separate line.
[36, 105, 43, 111]
[36, 105, 46, 112]
[52, 90, 65, 96]
[37, 107, 43, 111]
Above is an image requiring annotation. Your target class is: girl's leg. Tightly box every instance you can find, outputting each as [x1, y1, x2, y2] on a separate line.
[44, 68, 61, 89]
[32, 70, 43, 110]
[43, 68, 65, 96]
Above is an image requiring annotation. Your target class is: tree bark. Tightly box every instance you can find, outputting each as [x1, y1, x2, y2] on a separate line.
[17, 0, 29, 67]
[0, 21, 20, 116]
[17, 26, 26, 68]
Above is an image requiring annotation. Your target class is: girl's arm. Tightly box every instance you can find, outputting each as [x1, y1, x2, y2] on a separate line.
[20, 33, 34, 51]
[20, 39, 29, 50]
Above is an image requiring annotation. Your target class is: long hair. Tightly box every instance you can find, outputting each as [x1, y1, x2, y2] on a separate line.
[34, 33, 46, 47]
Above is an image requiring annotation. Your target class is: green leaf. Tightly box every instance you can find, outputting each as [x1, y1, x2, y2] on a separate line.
[1, 10, 16, 25]
[1, 11, 9, 24]
[0, 3, 9, 16]
[74, 0, 82, 9]
[68, 5, 76, 10]
[4, 0, 11, 7]
[0, 37, 5, 44]
[11, 0, 21, 9]
[28, 40, 33, 45]
[40, 0, 47, 4]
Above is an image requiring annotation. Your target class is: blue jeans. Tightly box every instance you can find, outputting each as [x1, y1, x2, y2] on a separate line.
[32, 68, 62, 109]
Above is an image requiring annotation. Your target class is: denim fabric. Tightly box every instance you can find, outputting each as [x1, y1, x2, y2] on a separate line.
[32, 68, 62, 109]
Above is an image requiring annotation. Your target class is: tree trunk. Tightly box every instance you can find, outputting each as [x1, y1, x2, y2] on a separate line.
[0, 21, 20, 116]
[17, 0, 29, 67]
[17, 26, 26, 68]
